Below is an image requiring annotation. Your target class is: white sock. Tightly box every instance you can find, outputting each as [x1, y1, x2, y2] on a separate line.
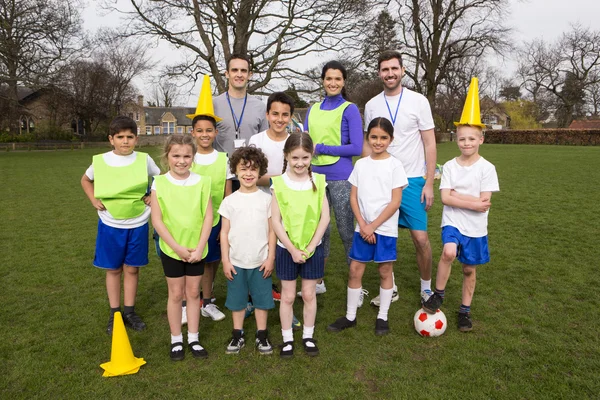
[377, 287, 394, 321]
[171, 334, 183, 351]
[303, 326, 315, 347]
[187, 332, 203, 350]
[392, 274, 396, 290]
[346, 287, 362, 321]
[281, 328, 293, 351]
[421, 279, 432, 293]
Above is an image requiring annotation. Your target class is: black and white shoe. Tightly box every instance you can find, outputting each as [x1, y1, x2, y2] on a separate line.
[170, 342, 184, 361]
[375, 318, 390, 336]
[302, 338, 319, 356]
[327, 316, 357, 332]
[280, 341, 294, 359]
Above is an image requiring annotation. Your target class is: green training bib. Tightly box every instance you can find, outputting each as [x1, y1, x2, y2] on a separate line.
[191, 152, 227, 226]
[308, 101, 351, 166]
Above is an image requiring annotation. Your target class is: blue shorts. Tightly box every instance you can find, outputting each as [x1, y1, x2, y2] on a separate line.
[441, 226, 490, 265]
[398, 177, 428, 231]
[93, 220, 149, 270]
[275, 244, 325, 281]
[225, 266, 274, 311]
[204, 218, 222, 263]
[349, 232, 397, 263]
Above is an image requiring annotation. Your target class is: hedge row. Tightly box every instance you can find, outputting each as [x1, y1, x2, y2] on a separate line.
[484, 129, 600, 145]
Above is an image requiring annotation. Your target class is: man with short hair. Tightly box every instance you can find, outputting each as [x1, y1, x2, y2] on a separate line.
[363, 50, 437, 308]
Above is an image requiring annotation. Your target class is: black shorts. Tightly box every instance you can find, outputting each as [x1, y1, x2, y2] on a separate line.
[160, 252, 205, 278]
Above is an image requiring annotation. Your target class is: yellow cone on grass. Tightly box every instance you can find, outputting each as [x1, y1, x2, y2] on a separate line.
[100, 312, 146, 377]
[186, 75, 222, 121]
[454, 77, 486, 129]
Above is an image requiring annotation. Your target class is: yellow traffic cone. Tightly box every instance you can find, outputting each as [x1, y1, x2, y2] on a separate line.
[454, 77, 487, 128]
[186, 75, 222, 121]
[100, 312, 146, 377]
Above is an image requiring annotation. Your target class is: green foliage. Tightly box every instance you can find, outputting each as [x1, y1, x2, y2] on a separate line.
[485, 129, 600, 145]
[501, 100, 542, 129]
[32, 121, 76, 141]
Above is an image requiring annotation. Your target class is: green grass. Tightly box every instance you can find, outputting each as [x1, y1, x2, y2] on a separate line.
[1, 143, 599, 399]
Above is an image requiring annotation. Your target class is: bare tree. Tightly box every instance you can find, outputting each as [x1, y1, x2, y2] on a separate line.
[101, 0, 387, 94]
[150, 78, 183, 107]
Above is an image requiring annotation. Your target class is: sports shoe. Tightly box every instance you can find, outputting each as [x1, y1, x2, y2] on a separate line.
[422, 292, 443, 314]
[201, 303, 226, 321]
[370, 286, 399, 307]
[123, 311, 146, 331]
[357, 289, 369, 308]
[297, 280, 327, 297]
[375, 318, 390, 336]
[226, 331, 245, 354]
[255, 330, 273, 355]
[170, 342, 184, 361]
[244, 302, 255, 319]
[272, 284, 281, 301]
[181, 306, 187, 325]
[188, 341, 208, 358]
[106, 311, 117, 335]
[292, 315, 302, 331]
[327, 316, 357, 332]
[458, 312, 473, 332]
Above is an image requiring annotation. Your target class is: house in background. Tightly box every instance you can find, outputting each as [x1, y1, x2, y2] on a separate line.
[124, 96, 195, 135]
[480, 96, 511, 129]
[568, 119, 600, 129]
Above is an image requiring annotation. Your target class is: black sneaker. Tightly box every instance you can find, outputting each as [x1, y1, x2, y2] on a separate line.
[170, 342, 185, 361]
[255, 330, 273, 355]
[280, 341, 294, 359]
[458, 312, 473, 332]
[188, 341, 208, 358]
[422, 293, 444, 314]
[327, 316, 357, 332]
[123, 312, 147, 331]
[106, 312, 116, 335]
[226, 330, 245, 354]
[375, 318, 390, 336]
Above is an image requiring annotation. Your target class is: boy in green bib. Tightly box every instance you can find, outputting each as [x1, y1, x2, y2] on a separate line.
[81, 116, 160, 335]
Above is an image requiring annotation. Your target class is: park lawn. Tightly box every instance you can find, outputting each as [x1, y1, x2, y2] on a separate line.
[0, 142, 599, 399]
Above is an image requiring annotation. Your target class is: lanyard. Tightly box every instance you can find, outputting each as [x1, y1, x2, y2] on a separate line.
[383, 88, 403, 126]
[226, 92, 247, 139]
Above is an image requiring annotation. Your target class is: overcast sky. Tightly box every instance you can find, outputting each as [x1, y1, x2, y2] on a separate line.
[83, 0, 600, 106]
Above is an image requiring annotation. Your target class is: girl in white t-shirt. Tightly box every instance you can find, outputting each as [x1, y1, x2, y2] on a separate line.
[151, 134, 213, 361]
[327, 117, 407, 336]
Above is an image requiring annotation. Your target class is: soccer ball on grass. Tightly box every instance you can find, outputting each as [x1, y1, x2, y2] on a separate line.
[414, 308, 447, 337]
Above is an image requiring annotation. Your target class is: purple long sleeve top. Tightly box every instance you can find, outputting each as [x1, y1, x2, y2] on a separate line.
[304, 94, 363, 181]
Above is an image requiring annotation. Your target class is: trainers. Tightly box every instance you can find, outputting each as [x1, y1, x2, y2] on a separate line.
[302, 338, 319, 356]
[280, 341, 294, 359]
[244, 302, 255, 319]
[292, 314, 302, 331]
[375, 318, 390, 336]
[357, 289, 369, 308]
[327, 316, 357, 332]
[170, 342, 184, 361]
[370, 286, 399, 307]
[106, 312, 117, 335]
[272, 284, 281, 301]
[226, 331, 245, 354]
[181, 306, 187, 325]
[255, 330, 273, 355]
[458, 312, 473, 332]
[422, 292, 443, 314]
[188, 341, 208, 358]
[201, 303, 226, 321]
[297, 280, 326, 297]
[123, 312, 146, 331]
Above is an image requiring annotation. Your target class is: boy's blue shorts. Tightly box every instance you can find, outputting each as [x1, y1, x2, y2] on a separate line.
[204, 218, 222, 263]
[94, 220, 149, 270]
[441, 225, 490, 265]
[275, 244, 325, 281]
[225, 266, 274, 311]
[398, 177, 428, 231]
[349, 232, 397, 263]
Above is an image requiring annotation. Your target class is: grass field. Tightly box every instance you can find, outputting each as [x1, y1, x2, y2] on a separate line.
[1, 143, 599, 399]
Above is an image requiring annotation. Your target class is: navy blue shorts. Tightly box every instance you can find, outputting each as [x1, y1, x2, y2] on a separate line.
[160, 252, 205, 278]
[225, 266, 274, 311]
[204, 218, 222, 263]
[93, 220, 149, 270]
[275, 244, 325, 280]
[441, 225, 489, 265]
[349, 232, 397, 263]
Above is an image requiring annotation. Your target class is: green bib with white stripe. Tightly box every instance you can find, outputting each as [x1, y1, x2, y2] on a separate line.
[191, 152, 227, 226]
[308, 101, 351, 166]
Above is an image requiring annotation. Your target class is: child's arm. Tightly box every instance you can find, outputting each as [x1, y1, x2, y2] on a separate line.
[151, 190, 192, 261]
[362, 187, 402, 240]
[225, 179, 232, 197]
[350, 185, 374, 244]
[259, 217, 276, 278]
[441, 189, 491, 213]
[257, 174, 277, 188]
[271, 191, 307, 263]
[189, 199, 213, 263]
[305, 195, 331, 256]
[219, 216, 237, 281]
[81, 174, 105, 211]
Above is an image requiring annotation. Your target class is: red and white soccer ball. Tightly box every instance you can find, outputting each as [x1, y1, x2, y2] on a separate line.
[414, 308, 447, 337]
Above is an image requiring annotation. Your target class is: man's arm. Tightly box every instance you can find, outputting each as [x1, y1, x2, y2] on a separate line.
[420, 128, 436, 210]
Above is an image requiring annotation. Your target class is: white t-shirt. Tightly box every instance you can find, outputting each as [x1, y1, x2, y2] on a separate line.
[348, 156, 408, 237]
[218, 190, 272, 269]
[363, 88, 435, 178]
[193, 149, 235, 179]
[248, 130, 289, 194]
[440, 157, 499, 237]
[85, 151, 161, 229]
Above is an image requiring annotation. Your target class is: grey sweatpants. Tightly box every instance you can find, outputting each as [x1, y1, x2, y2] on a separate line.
[322, 180, 354, 265]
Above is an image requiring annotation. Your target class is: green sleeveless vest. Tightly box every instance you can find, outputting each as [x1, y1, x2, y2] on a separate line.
[191, 152, 227, 226]
[272, 173, 326, 257]
[92, 152, 148, 219]
[308, 101, 351, 166]
[154, 174, 211, 261]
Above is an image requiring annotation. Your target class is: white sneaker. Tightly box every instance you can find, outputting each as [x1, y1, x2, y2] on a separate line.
[370, 286, 399, 307]
[297, 280, 327, 297]
[421, 290, 433, 305]
[357, 289, 369, 308]
[181, 306, 187, 325]
[201, 303, 226, 321]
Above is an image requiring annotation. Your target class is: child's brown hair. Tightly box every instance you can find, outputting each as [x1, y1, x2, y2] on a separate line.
[282, 132, 316, 192]
[229, 145, 269, 178]
[160, 134, 197, 170]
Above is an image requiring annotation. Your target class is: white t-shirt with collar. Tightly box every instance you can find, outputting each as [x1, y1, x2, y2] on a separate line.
[248, 130, 289, 194]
